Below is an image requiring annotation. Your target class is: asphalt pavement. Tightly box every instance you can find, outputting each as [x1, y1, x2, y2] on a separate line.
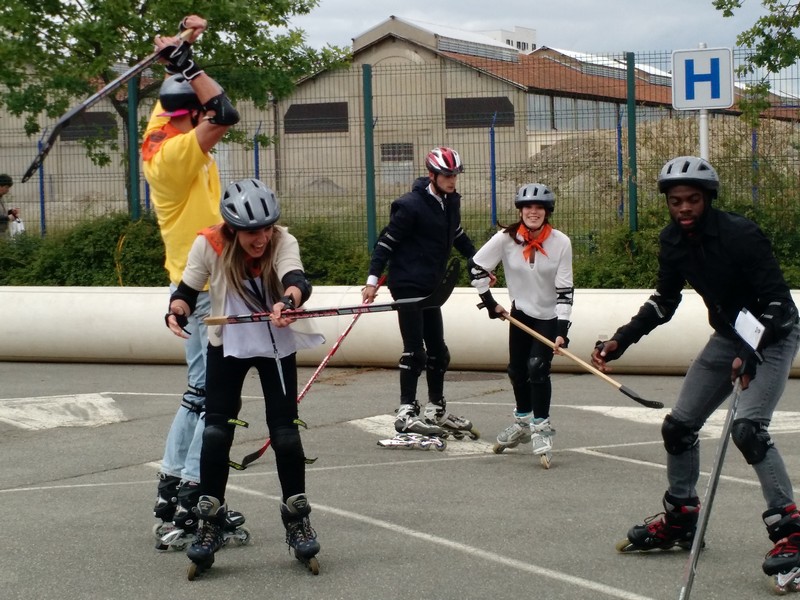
[2, 361, 800, 600]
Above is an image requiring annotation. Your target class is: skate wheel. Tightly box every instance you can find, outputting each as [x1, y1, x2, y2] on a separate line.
[305, 556, 320, 575]
[235, 526, 252, 545]
[615, 538, 636, 553]
[540, 453, 552, 469]
[187, 562, 200, 581]
[468, 427, 480, 440]
[492, 443, 505, 454]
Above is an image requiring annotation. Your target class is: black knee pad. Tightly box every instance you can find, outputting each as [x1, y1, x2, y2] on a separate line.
[527, 356, 551, 384]
[270, 426, 304, 459]
[731, 418, 773, 465]
[426, 346, 451, 374]
[661, 414, 698, 455]
[203, 412, 235, 455]
[399, 349, 426, 375]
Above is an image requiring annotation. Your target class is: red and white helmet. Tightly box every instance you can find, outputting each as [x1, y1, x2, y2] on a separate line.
[425, 147, 464, 176]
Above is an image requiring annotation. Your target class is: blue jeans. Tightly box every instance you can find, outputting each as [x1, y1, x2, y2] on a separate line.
[159, 289, 211, 483]
[667, 325, 800, 509]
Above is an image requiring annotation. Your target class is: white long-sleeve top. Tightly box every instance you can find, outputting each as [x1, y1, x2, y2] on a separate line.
[472, 227, 574, 322]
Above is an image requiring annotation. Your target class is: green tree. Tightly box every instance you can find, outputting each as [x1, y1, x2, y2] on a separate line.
[713, 0, 800, 73]
[0, 0, 350, 164]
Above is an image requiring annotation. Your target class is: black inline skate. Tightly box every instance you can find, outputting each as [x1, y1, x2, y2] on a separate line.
[763, 504, 800, 593]
[187, 495, 227, 580]
[152, 473, 180, 550]
[616, 492, 700, 553]
[281, 493, 320, 575]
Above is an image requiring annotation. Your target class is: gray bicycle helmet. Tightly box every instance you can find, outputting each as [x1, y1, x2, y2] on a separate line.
[657, 156, 719, 199]
[158, 75, 203, 115]
[220, 179, 281, 231]
[514, 183, 556, 211]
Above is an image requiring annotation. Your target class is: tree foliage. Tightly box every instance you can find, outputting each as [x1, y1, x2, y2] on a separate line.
[0, 1, 350, 149]
[713, 0, 800, 73]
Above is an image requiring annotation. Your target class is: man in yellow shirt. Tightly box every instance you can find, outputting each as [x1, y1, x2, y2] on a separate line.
[143, 14, 241, 548]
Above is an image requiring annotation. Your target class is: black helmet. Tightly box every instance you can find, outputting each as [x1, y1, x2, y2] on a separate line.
[515, 183, 555, 211]
[158, 75, 202, 116]
[425, 147, 464, 175]
[220, 179, 281, 231]
[657, 156, 719, 199]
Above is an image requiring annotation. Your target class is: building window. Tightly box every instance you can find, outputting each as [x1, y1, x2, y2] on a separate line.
[380, 143, 414, 162]
[284, 102, 348, 134]
[60, 112, 117, 141]
[380, 143, 414, 185]
[445, 97, 514, 129]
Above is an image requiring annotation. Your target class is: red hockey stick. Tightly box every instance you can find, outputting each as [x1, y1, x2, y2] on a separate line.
[229, 275, 387, 470]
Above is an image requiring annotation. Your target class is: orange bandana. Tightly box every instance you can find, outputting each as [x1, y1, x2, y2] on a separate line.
[517, 222, 552, 262]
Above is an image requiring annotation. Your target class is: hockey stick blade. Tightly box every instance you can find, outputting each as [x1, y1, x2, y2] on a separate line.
[21, 28, 194, 183]
[618, 385, 664, 409]
[205, 259, 461, 326]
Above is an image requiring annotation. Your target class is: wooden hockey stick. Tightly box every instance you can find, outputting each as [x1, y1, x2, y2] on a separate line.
[205, 258, 461, 326]
[21, 28, 194, 182]
[501, 312, 664, 409]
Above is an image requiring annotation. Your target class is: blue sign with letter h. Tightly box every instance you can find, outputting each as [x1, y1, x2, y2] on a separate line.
[684, 58, 721, 100]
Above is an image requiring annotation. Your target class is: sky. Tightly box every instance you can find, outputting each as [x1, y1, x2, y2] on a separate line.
[289, 0, 769, 54]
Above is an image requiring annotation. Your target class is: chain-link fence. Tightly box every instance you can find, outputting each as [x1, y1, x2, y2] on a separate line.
[1, 48, 798, 257]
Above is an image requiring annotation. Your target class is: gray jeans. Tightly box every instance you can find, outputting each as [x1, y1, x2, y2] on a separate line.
[668, 325, 800, 509]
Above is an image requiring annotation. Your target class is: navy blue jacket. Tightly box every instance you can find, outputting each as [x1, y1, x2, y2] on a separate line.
[368, 177, 476, 297]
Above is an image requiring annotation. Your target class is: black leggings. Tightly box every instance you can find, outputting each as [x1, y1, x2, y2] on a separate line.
[201, 345, 305, 503]
[507, 307, 556, 418]
[396, 305, 447, 403]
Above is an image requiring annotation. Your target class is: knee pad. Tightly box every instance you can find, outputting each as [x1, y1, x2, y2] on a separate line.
[269, 426, 304, 459]
[527, 356, 551, 384]
[399, 349, 426, 375]
[731, 418, 773, 465]
[426, 346, 451, 374]
[203, 412, 235, 455]
[661, 414, 699, 455]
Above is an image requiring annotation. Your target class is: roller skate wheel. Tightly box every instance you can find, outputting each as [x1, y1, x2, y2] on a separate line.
[468, 427, 480, 440]
[492, 443, 506, 454]
[615, 538, 636, 553]
[305, 556, 320, 575]
[769, 571, 800, 595]
[187, 562, 200, 581]
[540, 453, 552, 469]
[235, 526, 252, 545]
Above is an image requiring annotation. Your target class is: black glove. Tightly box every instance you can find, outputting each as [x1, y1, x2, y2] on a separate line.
[557, 320, 571, 348]
[477, 291, 502, 319]
[737, 345, 763, 382]
[278, 295, 296, 311]
[165, 311, 190, 335]
[594, 339, 625, 362]
[160, 42, 203, 80]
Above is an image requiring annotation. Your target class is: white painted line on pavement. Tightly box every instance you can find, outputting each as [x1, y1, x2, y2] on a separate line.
[0, 393, 125, 430]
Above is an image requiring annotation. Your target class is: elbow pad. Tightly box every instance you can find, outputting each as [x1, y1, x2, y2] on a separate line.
[203, 93, 240, 126]
[282, 270, 312, 305]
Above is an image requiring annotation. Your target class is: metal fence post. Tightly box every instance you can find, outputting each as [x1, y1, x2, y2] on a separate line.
[127, 77, 140, 220]
[625, 52, 639, 234]
[362, 64, 377, 251]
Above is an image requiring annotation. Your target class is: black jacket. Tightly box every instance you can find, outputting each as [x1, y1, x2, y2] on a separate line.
[368, 177, 476, 297]
[612, 207, 797, 352]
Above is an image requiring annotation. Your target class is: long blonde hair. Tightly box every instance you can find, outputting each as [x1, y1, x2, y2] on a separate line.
[220, 225, 283, 312]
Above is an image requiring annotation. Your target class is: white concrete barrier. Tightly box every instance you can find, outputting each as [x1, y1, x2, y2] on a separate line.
[2, 286, 799, 376]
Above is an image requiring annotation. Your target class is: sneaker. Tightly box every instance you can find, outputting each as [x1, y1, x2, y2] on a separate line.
[395, 403, 444, 436]
[530, 417, 555, 456]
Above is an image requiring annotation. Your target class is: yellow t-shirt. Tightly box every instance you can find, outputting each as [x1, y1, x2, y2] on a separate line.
[142, 103, 221, 285]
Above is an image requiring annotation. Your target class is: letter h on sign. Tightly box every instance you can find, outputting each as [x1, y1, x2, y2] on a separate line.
[671, 48, 734, 111]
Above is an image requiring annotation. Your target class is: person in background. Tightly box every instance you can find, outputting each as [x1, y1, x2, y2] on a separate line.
[165, 178, 324, 575]
[469, 183, 573, 468]
[590, 156, 800, 588]
[0, 174, 20, 237]
[142, 14, 241, 547]
[362, 146, 479, 439]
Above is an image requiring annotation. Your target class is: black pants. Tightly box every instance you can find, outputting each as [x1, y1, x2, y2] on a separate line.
[396, 304, 447, 403]
[507, 306, 556, 418]
[201, 345, 305, 504]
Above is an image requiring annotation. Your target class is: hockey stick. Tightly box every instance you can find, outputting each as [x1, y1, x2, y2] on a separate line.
[205, 258, 461, 326]
[500, 312, 664, 409]
[677, 377, 743, 600]
[21, 28, 195, 183]
[230, 275, 387, 470]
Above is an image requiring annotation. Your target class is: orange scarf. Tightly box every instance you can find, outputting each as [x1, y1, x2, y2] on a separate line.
[517, 222, 552, 262]
[199, 225, 263, 277]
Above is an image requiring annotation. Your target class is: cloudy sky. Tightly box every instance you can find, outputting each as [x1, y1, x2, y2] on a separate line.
[289, 0, 768, 53]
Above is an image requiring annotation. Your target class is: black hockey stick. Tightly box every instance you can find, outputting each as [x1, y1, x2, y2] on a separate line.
[205, 258, 461, 326]
[678, 377, 742, 600]
[21, 28, 194, 183]
[500, 312, 664, 409]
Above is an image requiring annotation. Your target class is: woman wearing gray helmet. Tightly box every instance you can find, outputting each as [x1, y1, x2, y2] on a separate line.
[591, 157, 800, 590]
[165, 178, 324, 578]
[468, 183, 574, 469]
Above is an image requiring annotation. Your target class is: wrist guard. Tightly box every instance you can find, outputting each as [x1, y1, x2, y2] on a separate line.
[278, 295, 296, 311]
[165, 312, 190, 335]
[160, 42, 204, 80]
[477, 291, 501, 319]
[557, 320, 571, 348]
